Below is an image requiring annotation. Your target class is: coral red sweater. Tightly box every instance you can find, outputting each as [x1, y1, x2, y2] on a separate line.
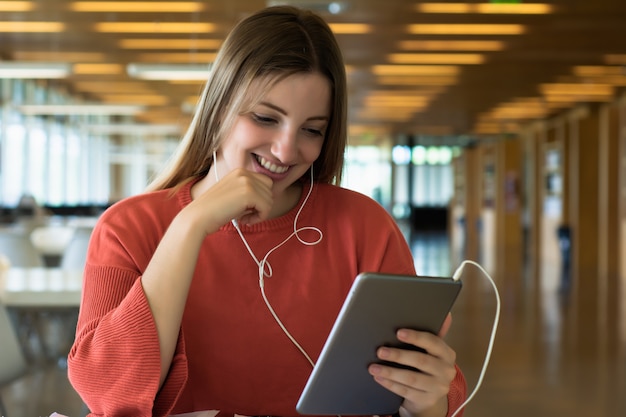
[68, 180, 466, 417]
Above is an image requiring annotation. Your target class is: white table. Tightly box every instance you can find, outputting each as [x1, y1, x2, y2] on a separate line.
[0, 267, 83, 364]
[0, 267, 83, 308]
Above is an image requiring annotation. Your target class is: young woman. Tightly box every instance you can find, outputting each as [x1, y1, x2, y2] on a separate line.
[67, 6, 466, 417]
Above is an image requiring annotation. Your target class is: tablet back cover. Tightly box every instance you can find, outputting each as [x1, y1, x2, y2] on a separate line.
[296, 272, 462, 415]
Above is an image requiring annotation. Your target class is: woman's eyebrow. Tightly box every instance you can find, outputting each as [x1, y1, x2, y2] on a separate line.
[259, 101, 287, 115]
[259, 101, 329, 121]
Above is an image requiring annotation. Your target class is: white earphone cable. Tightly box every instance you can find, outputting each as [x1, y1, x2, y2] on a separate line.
[212, 153, 321, 366]
[449, 260, 501, 417]
[212, 154, 499, 414]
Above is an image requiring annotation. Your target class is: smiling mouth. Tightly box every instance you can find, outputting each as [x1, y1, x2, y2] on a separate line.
[255, 154, 289, 174]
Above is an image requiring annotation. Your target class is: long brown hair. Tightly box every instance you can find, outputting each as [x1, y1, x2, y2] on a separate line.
[148, 6, 347, 191]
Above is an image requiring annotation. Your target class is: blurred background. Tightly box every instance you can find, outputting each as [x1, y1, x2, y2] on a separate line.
[0, 1, 625, 416]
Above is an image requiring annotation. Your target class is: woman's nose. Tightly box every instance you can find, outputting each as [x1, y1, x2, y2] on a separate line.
[271, 129, 298, 163]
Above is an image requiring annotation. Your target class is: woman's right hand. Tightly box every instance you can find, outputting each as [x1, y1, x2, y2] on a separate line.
[186, 168, 275, 235]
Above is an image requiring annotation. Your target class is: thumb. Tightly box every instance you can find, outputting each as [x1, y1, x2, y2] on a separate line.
[438, 312, 452, 338]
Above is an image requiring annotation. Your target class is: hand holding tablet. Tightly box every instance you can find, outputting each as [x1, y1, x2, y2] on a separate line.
[296, 272, 462, 415]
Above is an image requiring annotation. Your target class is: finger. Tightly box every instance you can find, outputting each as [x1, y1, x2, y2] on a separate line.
[397, 329, 456, 363]
[369, 365, 427, 394]
[196, 170, 274, 228]
[377, 338, 456, 382]
[369, 344, 455, 416]
[240, 176, 275, 217]
[253, 170, 275, 189]
[238, 207, 268, 225]
[376, 345, 436, 376]
[439, 313, 452, 338]
[235, 170, 275, 205]
[368, 363, 442, 403]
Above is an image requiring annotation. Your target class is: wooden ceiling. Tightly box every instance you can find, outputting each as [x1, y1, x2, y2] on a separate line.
[2, 0, 626, 145]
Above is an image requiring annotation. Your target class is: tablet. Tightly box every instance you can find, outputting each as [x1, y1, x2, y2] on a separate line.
[296, 272, 462, 415]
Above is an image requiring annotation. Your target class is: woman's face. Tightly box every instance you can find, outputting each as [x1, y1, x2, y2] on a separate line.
[214, 72, 331, 198]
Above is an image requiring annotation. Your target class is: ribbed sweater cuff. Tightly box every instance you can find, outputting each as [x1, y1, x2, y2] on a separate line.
[69, 269, 188, 415]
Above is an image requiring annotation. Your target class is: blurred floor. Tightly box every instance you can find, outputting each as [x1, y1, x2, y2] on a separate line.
[2, 231, 625, 417]
[0, 362, 85, 417]
[1, 311, 85, 417]
[435, 232, 626, 417]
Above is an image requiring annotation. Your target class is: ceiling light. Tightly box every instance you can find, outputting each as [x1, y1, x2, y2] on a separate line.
[474, 3, 553, 14]
[488, 105, 550, 119]
[119, 38, 222, 50]
[0, 21, 65, 32]
[398, 40, 505, 51]
[0, 1, 35, 12]
[416, 3, 554, 14]
[582, 76, 626, 86]
[73, 63, 124, 75]
[539, 83, 614, 96]
[542, 95, 613, 104]
[417, 3, 472, 13]
[70, 1, 207, 12]
[167, 79, 206, 85]
[357, 109, 416, 121]
[407, 24, 525, 35]
[538, 82, 615, 104]
[388, 53, 485, 65]
[136, 52, 217, 63]
[572, 66, 625, 77]
[16, 104, 145, 116]
[94, 22, 216, 33]
[376, 75, 458, 86]
[98, 94, 170, 106]
[127, 63, 211, 80]
[560, 67, 626, 87]
[0, 62, 70, 79]
[12, 51, 106, 62]
[328, 23, 371, 34]
[372, 65, 460, 76]
[365, 97, 431, 106]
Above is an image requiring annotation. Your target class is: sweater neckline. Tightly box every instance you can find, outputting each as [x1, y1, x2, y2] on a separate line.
[177, 176, 315, 232]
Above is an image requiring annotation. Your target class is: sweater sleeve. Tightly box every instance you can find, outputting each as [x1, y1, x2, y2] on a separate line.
[66, 192, 190, 416]
[67, 264, 189, 416]
[446, 364, 467, 417]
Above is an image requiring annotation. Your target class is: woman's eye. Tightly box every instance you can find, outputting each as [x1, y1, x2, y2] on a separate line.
[304, 127, 324, 137]
[251, 114, 276, 125]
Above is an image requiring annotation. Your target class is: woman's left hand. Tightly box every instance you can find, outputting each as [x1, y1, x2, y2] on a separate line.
[367, 313, 457, 417]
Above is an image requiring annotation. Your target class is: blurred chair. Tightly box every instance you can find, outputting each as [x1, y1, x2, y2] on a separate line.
[30, 225, 75, 256]
[0, 230, 44, 267]
[60, 227, 92, 270]
[0, 301, 29, 416]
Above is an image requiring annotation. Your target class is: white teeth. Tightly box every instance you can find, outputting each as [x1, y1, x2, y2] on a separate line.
[256, 155, 288, 174]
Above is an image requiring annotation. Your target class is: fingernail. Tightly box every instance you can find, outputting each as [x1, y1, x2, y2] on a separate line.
[369, 364, 382, 374]
[378, 347, 390, 358]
